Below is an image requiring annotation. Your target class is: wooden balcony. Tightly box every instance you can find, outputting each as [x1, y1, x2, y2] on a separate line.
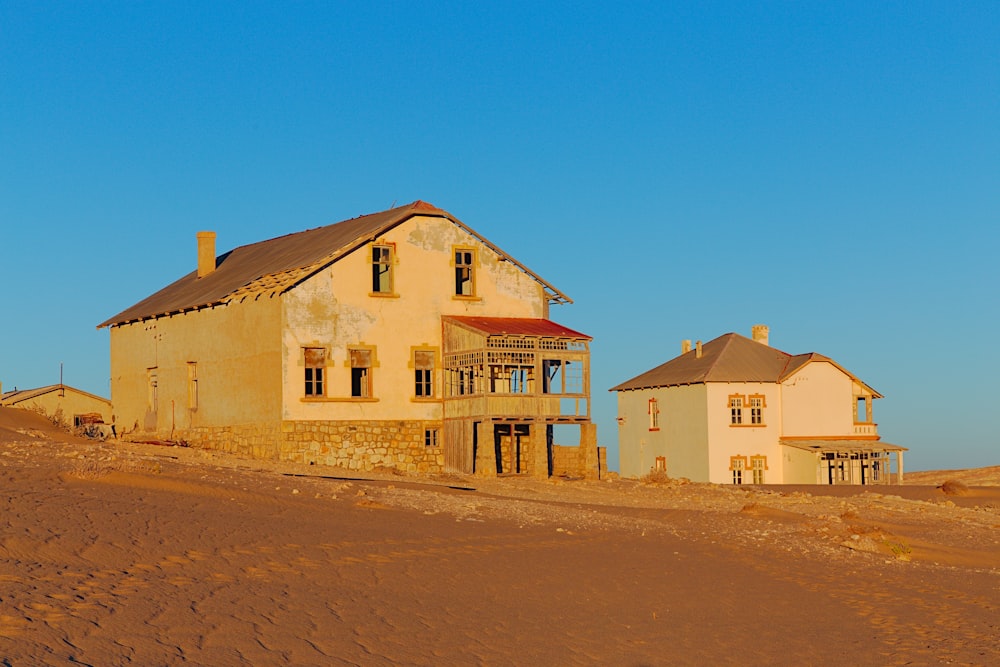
[853, 422, 878, 436]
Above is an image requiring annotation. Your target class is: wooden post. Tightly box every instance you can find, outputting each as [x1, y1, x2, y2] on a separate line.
[580, 422, 599, 480]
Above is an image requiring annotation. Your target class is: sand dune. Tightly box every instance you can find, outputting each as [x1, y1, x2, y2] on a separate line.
[1, 407, 998, 665]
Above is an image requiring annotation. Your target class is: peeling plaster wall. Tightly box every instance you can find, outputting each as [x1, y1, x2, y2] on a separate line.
[280, 214, 547, 423]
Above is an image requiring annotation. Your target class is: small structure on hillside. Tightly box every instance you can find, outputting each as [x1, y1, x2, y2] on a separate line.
[610, 325, 906, 485]
[98, 201, 601, 479]
[0, 382, 112, 429]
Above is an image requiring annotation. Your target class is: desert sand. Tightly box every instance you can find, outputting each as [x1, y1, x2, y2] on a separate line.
[2, 406, 998, 666]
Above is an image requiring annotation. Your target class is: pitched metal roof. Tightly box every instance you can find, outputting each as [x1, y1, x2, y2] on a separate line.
[609, 333, 880, 395]
[444, 316, 591, 339]
[98, 201, 571, 328]
[0, 384, 111, 406]
[780, 438, 907, 452]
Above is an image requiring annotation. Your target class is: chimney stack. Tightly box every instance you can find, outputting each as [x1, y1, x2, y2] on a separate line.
[752, 324, 769, 346]
[197, 231, 217, 278]
[681, 339, 692, 355]
[695, 340, 703, 358]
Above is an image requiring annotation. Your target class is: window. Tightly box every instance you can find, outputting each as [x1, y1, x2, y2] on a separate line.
[749, 395, 765, 425]
[371, 244, 393, 294]
[425, 428, 439, 447]
[414, 349, 435, 398]
[350, 348, 373, 398]
[648, 398, 660, 430]
[856, 396, 869, 423]
[187, 362, 198, 409]
[730, 456, 746, 485]
[729, 395, 744, 425]
[454, 248, 475, 296]
[750, 456, 767, 484]
[304, 348, 325, 396]
[489, 364, 534, 394]
[654, 456, 666, 472]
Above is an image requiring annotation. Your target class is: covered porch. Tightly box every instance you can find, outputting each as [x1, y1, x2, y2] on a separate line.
[781, 439, 908, 485]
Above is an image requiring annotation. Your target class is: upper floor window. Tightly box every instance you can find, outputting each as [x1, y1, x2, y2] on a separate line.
[855, 396, 869, 423]
[729, 395, 744, 425]
[454, 248, 475, 296]
[414, 349, 435, 398]
[648, 398, 660, 430]
[749, 395, 765, 425]
[349, 348, 373, 398]
[304, 347, 325, 397]
[372, 244, 393, 294]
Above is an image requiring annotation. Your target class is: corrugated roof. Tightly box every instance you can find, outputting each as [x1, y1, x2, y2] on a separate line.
[0, 384, 110, 406]
[609, 333, 880, 394]
[780, 439, 907, 452]
[445, 316, 591, 339]
[98, 201, 571, 328]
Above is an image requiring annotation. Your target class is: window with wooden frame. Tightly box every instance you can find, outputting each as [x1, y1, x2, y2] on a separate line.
[371, 243, 394, 295]
[304, 347, 326, 397]
[413, 349, 436, 398]
[648, 397, 660, 431]
[750, 455, 767, 484]
[749, 394, 765, 425]
[454, 247, 475, 297]
[187, 362, 198, 409]
[349, 347, 374, 398]
[729, 395, 745, 425]
[855, 396, 870, 423]
[730, 456, 747, 485]
[424, 428, 439, 447]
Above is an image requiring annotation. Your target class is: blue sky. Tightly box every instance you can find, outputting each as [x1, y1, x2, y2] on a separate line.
[2, 2, 997, 472]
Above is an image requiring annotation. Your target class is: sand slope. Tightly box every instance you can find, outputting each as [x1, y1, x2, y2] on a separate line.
[1, 407, 998, 666]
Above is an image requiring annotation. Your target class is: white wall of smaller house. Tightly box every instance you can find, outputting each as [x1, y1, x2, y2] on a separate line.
[705, 383, 782, 485]
[615, 384, 709, 481]
[782, 446, 820, 484]
[780, 361, 854, 437]
[281, 214, 548, 422]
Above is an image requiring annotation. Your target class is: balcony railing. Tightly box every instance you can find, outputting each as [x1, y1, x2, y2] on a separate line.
[853, 422, 878, 436]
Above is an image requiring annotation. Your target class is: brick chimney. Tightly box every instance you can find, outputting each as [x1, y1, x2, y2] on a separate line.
[197, 231, 217, 278]
[752, 324, 769, 346]
[681, 339, 691, 355]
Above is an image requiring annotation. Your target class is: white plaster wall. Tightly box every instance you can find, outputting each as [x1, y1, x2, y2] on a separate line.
[281, 215, 548, 422]
[615, 384, 709, 481]
[780, 361, 854, 437]
[782, 446, 820, 484]
[705, 383, 782, 485]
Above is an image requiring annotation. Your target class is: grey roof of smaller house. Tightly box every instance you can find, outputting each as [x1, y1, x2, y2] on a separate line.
[98, 201, 571, 328]
[609, 333, 880, 396]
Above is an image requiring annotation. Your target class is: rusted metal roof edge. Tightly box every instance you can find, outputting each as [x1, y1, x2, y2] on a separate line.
[97, 299, 231, 329]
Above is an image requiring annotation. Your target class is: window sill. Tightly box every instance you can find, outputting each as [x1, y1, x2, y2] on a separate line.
[412, 397, 441, 403]
[369, 292, 400, 298]
[729, 423, 766, 428]
[452, 295, 482, 302]
[301, 397, 380, 403]
[648, 428, 660, 432]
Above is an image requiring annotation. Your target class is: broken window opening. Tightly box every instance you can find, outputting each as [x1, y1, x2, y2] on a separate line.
[350, 348, 372, 398]
[455, 249, 474, 296]
[372, 244, 393, 294]
[304, 347, 325, 397]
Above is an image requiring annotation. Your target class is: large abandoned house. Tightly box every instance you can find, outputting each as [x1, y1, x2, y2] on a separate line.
[610, 326, 906, 485]
[98, 201, 600, 478]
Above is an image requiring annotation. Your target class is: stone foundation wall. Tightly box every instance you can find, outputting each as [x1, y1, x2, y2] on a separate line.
[552, 444, 608, 478]
[281, 420, 444, 473]
[177, 423, 283, 459]
[168, 420, 445, 474]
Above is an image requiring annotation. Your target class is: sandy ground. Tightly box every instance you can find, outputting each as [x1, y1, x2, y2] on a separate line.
[1, 407, 998, 666]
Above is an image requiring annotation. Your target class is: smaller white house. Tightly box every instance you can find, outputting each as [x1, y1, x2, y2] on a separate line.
[610, 326, 906, 485]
